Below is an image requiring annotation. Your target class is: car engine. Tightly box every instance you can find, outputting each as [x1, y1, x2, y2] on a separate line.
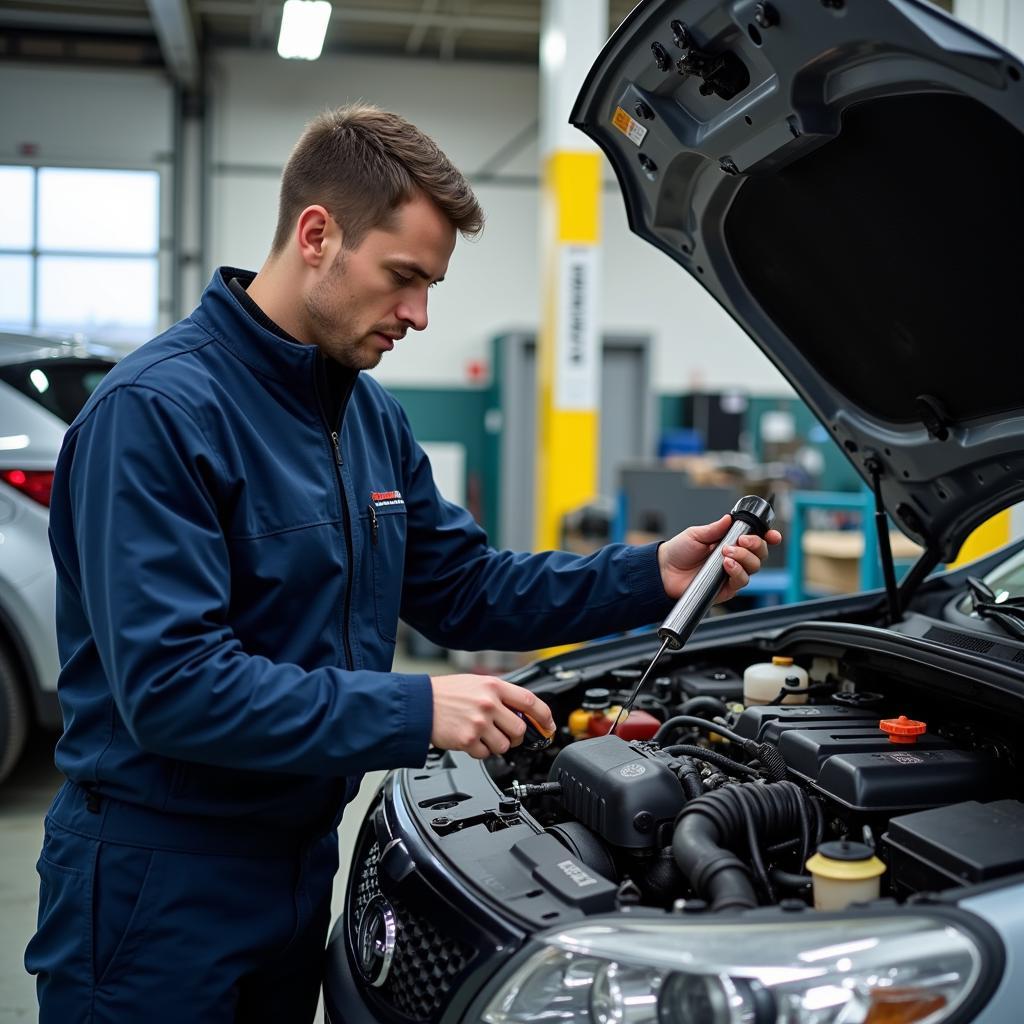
[484, 652, 1024, 913]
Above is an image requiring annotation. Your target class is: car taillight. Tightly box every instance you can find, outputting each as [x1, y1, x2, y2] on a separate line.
[1, 469, 54, 507]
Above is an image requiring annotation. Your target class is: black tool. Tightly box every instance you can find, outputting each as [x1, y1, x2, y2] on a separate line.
[514, 709, 555, 750]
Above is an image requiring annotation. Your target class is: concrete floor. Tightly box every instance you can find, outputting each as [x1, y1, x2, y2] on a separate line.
[0, 653, 448, 1022]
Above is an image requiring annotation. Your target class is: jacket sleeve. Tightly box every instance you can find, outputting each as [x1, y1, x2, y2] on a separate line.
[57, 383, 433, 775]
[395, 406, 674, 650]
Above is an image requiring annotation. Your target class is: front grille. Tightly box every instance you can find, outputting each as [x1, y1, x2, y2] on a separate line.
[349, 833, 475, 1022]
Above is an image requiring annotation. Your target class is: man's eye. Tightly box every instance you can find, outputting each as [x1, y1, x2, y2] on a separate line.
[392, 271, 413, 285]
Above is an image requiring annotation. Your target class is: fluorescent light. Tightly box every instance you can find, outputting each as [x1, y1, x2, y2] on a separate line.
[278, 0, 332, 60]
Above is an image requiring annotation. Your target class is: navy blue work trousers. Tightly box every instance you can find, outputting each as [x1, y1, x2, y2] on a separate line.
[25, 783, 340, 1023]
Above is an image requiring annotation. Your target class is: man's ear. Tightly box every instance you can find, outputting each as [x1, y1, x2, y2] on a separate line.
[295, 205, 341, 266]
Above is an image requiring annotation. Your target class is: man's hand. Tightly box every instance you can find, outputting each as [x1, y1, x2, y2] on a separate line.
[657, 515, 782, 604]
[430, 675, 556, 760]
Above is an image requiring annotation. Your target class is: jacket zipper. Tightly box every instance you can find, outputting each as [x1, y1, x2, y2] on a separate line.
[316, 363, 356, 673]
[367, 503, 378, 546]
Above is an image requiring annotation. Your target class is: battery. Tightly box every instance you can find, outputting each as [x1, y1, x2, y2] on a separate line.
[883, 799, 1024, 897]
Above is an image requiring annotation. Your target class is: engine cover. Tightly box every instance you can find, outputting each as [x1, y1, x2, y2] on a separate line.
[548, 735, 683, 849]
[734, 705, 1001, 813]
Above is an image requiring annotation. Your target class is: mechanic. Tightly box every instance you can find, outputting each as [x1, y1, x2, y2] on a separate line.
[26, 104, 780, 1023]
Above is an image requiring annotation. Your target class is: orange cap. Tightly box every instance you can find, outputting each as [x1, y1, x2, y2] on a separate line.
[772, 656, 794, 666]
[879, 715, 927, 744]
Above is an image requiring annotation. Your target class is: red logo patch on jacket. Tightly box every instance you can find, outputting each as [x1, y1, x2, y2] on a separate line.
[370, 490, 405, 509]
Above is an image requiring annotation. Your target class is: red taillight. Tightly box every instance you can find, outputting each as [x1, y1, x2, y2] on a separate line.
[1, 469, 54, 507]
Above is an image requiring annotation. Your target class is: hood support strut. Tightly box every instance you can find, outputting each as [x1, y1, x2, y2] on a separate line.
[866, 455, 901, 625]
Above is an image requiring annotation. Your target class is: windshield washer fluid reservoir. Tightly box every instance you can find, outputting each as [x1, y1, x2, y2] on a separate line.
[744, 656, 809, 706]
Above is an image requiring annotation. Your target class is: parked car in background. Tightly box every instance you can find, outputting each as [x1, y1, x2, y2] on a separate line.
[324, 1, 1024, 1022]
[0, 334, 116, 783]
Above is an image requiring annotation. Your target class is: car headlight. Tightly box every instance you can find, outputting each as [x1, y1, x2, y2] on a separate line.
[480, 915, 986, 1024]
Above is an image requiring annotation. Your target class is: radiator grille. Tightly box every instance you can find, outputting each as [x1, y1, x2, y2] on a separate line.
[349, 832, 475, 1022]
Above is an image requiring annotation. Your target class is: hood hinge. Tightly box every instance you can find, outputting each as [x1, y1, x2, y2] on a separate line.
[865, 454, 901, 625]
[915, 394, 952, 441]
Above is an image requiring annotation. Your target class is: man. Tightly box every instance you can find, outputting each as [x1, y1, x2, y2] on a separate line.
[26, 105, 779, 1022]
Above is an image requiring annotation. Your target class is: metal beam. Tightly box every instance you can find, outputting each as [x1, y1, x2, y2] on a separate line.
[0, 10, 153, 35]
[405, 0, 438, 55]
[145, 0, 199, 89]
[196, 1, 538, 34]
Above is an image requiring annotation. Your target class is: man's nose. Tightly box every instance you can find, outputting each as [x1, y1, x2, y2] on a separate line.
[396, 292, 428, 332]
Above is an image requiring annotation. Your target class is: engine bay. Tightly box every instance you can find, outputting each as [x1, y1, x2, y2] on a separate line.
[452, 629, 1024, 917]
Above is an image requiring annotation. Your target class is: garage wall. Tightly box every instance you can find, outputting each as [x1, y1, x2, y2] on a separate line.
[205, 48, 785, 396]
[0, 63, 176, 327]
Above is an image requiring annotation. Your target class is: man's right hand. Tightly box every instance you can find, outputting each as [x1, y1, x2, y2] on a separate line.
[429, 675, 555, 760]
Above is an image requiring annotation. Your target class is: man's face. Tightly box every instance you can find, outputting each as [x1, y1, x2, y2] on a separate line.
[304, 192, 456, 370]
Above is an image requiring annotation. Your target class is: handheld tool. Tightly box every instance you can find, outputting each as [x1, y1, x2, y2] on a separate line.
[610, 495, 775, 735]
[514, 709, 556, 750]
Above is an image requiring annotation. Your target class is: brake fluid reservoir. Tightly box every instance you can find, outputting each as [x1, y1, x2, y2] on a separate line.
[568, 707, 593, 740]
[570, 688, 612, 740]
[806, 840, 886, 910]
[743, 656, 809, 706]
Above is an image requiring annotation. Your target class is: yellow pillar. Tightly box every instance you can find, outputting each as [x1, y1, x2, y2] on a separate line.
[534, 0, 607, 553]
[948, 510, 1011, 569]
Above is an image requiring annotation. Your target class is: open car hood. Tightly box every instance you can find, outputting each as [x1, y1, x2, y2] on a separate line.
[571, 0, 1024, 563]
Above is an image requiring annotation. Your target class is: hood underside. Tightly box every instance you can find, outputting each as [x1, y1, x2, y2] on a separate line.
[572, 0, 1024, 562]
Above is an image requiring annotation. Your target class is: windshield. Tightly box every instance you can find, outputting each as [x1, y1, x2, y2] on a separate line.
[980, 549, 1024, 602]
[0, 357, 113, 425]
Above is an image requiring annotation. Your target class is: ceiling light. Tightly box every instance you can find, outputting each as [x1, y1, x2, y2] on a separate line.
[277, 0, 332, 61]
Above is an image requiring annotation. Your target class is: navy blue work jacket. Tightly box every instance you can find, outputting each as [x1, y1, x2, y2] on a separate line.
[47, 268, 672, 836]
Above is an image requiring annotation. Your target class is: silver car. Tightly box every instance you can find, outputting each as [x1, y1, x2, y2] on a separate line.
[0, 335, 115, 782]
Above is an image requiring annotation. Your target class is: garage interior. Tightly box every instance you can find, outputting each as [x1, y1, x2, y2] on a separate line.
[2, 1, 1024, 1022]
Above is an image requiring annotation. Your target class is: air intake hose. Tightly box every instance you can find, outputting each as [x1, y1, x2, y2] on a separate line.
[672, 781, 811, 911]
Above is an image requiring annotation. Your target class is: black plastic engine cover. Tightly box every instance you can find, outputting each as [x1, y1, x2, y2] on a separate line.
[779, 726, 952, 781]
[549, 735, 684, 849]
[814, 748, 1002, 813]
[734, 704, 878, 744]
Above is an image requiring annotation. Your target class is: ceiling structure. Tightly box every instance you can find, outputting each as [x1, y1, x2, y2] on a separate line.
[0, 0, 639, 87]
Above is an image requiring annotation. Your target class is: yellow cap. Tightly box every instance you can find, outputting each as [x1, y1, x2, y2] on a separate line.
[806, 844, 886, 881]
[772, 656, 794, 666]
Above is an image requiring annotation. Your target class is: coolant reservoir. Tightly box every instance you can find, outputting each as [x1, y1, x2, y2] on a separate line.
[806, 840, 886, 910]
[743, 656, 809, 706]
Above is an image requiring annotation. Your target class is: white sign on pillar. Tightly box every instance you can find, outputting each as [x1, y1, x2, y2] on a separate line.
[555, 244, 600, 410]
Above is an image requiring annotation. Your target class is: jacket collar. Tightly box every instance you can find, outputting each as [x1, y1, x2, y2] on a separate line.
[192, 267, 322, 385]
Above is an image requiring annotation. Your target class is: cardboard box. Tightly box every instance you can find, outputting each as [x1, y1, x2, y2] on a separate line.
[803, 529, 923, 594]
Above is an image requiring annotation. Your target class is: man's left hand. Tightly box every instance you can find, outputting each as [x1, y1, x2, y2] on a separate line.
[657, 515, 783, 604]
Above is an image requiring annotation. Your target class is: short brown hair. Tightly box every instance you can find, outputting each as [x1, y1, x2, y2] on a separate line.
[270, 103, 483, 254]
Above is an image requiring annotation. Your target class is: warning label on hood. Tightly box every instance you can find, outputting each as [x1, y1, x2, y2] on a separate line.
[612, 106, 648, 146]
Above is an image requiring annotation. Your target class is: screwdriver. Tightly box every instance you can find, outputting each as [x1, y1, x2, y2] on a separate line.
[609, 495, 775, 735]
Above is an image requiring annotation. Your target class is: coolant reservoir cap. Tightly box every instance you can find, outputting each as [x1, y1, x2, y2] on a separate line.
[581, 688, 611, 710]
[806, 841, 886, 880]
[771, 656, 794, 666]
[879, 715, 927, 744]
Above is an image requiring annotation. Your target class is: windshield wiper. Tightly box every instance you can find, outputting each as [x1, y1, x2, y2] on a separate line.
[965, 576, 1024, 642]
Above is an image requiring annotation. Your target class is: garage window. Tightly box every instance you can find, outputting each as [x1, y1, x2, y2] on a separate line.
[0, 165, 159, 343]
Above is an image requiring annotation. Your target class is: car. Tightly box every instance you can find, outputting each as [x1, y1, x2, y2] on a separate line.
[0, 333, 116, 783]
[323, 2, 1024, 1022]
